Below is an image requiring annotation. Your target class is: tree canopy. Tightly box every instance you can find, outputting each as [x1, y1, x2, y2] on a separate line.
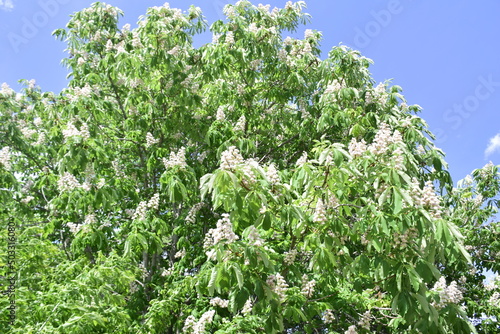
[1, 2, 499, 333]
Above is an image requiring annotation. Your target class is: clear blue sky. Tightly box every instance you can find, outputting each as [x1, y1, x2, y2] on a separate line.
[1, 0, 500, 183]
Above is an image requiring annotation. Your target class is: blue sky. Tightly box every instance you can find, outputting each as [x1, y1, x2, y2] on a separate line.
[1, 0, 500, 183]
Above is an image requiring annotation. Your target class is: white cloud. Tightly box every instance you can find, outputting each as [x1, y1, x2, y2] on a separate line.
[485, 133, 500, 158]
[0, 0, 14, 11]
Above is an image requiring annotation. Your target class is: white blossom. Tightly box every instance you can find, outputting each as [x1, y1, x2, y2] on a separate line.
[489, 292, 500, 306]
[304, 29, 314, 39]
[132, 201, 148, 221]
[147, 193, 160, 210]
[345, 325, 358, 334]
[301, 275, 316, 298]
[284, 249, 297, 265]
[0, 147, 11, 170]
[184, 310, 215, 334]
[1, 82, 15, 96]
[163, 147, 187, 169]
[234, 115, 246, 132]
[323, 309, 335, 324]
[246, 225, 264, 246]
[220, 146, 244, 170]
[62, 121, 90, 141]
[204, 213, 239, 249]
[225, 31, 235, 44]
[313, 198, 327, 223]
[431, 277, 464, 309]
[168, 45, 181, 56]
[223, 4, 237, 19]
[266, 164, 280, 184]
[268, 273, 288, 302]
[84, 213, 97, 225]
[105, 39, 113, 52]
[358, 310, 371, 330]
[185, 203, 204, 224]
[146, 132, 159, 147]
[296, 151, 308, 166]
[216, 106, 225, 121]
[175, 249, 186, 259]
[368, 122, 392, 155]
[242, 298, 253, 314]
[348, 138, 367, 158]
[57, 172, 81, 192]
[210, 297, 229, 308]
[66, 222, 82, 234]
[248, 23, 259, 34]
[21, 196, 34, 204]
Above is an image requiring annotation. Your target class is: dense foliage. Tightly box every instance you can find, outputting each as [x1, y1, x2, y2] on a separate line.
[1, 2, 499, 333]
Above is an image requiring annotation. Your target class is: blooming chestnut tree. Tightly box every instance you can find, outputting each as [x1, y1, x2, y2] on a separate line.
[1, 2, 499, 333]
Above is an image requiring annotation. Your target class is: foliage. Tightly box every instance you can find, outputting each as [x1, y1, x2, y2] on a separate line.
[1, 2, 499, 333]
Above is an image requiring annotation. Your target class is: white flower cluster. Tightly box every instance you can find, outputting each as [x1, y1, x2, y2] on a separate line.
[112, 159, 125, 178]
[223, 4, 237, 19]
[1, 82, 15, 96]
[225, 31, 235, 44]
[167, 45, 181, 56]
[183, 310, 215, 334]
[358, 310, 371, 330]
[345, 325, 358, 334]
[216, 106, 225, 121]
[21, 196, 34, 204]
[348, 138, 367, 158]
[245, 225, 264, 246]
[20, 126, 37, 139]
[131, 31, 143, 48]
[131, 193, 159, 221]
[161, 267, 174, 277]
[132, 201, 148, 221]
[325, 80, 342, 94]
[283, 249, 297, 265]
[394, 227, 418, 249]
[34, 132, 46, 146]
[489, 292, 500, 307]
[241, 298, 253, 314]
[146, 132, 159, 147]
[66, 222, 82, 234]
[148, 193, 160, 210]
[185, 202, 204, 224]
[248, 22, 259, 34]
[411, 179, 442, 218]
[62, 121, 90, 141]
[220, 146, 244, 170]
[301, 275, 316, 298]
[163, 147, 187, 169]
[210, 297, 229, 308]
[313, 198, 327, 223]
[174, 249, 186, 259]
[266, 164, 280, 184]
[431, 277, 463, 309]
[368, 123, 402, 155]
[234, 115, 246, 132]
[0, 146, 11, 170]
[365, 83, 387, 107]
[392, 147, 405, 170]
[267, 273, 288, 302]
[84, 213, 97, 225]
[296, 152, 308, 166]
[204, 213, 239, 250]
[67, 84, 93, 102]
[323, 309, 335, 324]
[57, 172, 83, 192]
[249, 59, 262, 71]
